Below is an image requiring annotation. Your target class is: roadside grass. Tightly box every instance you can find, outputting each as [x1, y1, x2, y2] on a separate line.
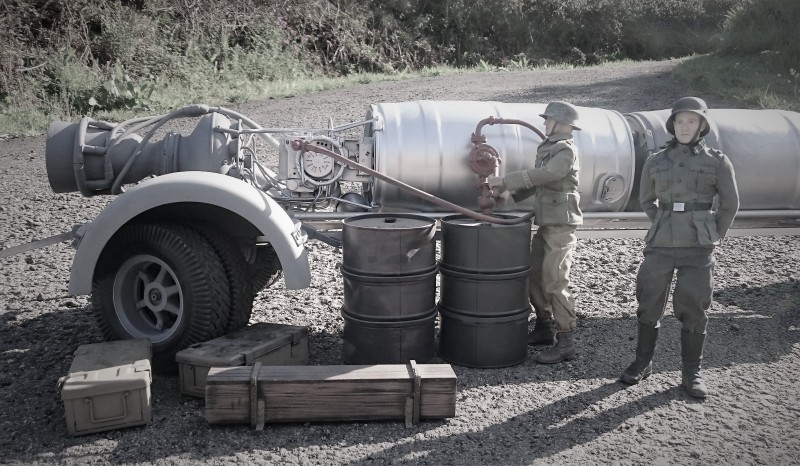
[3, 55, 798, 137]
[0, 62, 575, 137]
[0, 66, 473, 137]
[673, 54, 800, 111]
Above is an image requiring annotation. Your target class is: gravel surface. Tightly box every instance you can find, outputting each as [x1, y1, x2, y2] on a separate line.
[1, 59, 799, 465]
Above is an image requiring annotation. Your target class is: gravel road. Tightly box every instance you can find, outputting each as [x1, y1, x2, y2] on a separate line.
[1, 59, 799, 465]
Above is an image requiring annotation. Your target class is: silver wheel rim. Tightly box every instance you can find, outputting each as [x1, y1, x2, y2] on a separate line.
[112, 254, 184, 343]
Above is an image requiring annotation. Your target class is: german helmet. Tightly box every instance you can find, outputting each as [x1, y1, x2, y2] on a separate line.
[539, 101, 581, 130]
[666, 96, 710, 137]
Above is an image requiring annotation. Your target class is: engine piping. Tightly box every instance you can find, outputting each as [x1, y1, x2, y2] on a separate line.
[291, 139, 535, 225]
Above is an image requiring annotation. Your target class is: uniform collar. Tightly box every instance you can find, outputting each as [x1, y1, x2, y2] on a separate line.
[546, 132, 573, 143]
[670, 137, 707, 155]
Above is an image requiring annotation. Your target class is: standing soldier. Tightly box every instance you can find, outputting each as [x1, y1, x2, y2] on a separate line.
[620, 97, 739, 398]
[488, 101, 583, 364]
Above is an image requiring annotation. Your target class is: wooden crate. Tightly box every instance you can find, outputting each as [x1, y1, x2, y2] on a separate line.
[205, 361, 456, 428]
[175, 323, 309, 398]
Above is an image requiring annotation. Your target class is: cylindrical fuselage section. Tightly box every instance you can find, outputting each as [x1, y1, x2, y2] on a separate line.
[626, 109, 800, 210]
[366, 101, 637, 213]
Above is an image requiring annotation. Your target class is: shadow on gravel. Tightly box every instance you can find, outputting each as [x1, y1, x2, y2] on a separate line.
[346, 383, 675, 465]
[0, 304, 101, 456]
[573, 280, 800, 379]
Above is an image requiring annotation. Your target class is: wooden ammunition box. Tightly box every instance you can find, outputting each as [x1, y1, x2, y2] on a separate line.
[59, 339, 152, 436]
[175, 323, 309, 398]
[205, 361, 457, 428]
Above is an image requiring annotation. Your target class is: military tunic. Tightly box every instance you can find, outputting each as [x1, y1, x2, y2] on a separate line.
[503, 132, 583, 332]
[636, 139, 739, 333]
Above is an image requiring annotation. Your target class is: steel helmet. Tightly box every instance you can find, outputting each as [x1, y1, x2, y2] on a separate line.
[666, 96, 710, 137]
[539, 101, 582, 130]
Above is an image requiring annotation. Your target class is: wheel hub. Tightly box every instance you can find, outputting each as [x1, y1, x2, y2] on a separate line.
[113, 254, 184, 342]
[146, 286, 165, 308]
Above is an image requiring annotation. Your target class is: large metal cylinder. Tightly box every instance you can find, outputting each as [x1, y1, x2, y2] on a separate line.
[366, 100, 637, 213]
[367, 101, 800, 214]
[626, 108, 800, 210]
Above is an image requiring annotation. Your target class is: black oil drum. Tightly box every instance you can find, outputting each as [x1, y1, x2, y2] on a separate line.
[437, 213, 533, 368]
[342, 308, 437, 364]
[341, 266, 438, 321]
[438, 306, 530, 368]
[342, 214, 436, 276]
[440, 215, 531, 273]
[438, 266, 530, 317]
[340, 213, 438, 364]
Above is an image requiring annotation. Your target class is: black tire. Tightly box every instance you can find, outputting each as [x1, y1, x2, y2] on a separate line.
[188, 223, 254, 333]
[91, 223, 231, 373]
[247, 244, 283, 293]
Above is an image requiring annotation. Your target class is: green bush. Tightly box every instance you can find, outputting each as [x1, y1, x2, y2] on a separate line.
[673, 0, 800, 111]
[719, 0, 800, 72]
[0, 0, 754, 134]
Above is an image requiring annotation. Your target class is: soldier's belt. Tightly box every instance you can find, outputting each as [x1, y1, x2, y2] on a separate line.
[659, 202, 713, 212]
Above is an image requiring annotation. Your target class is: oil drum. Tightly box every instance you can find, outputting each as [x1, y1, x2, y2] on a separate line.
[341, 307, 437, 364]
[438, 307, 530, 368]
[341, 266, 437, 321]
[341, 213, 436, 276]
[438, 214, 532, 367]
[340, 213, 438, 363]
[440, 215, 531, 273]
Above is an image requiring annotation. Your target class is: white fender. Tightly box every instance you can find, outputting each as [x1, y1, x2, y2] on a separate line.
[68, 171, 311, 295]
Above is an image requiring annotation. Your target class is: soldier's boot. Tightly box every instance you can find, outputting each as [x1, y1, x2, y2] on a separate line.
[681, 330, 708, 399]
[620, 323, 659, 385]
[528, 319, 556, 346]
[535, 331, 576, 364]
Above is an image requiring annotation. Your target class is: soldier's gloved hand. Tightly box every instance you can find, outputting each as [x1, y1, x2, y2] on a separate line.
[486, 175, 506, 190]
[495, 190, 512, 207]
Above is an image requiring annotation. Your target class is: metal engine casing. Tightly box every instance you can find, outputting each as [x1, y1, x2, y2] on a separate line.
[365, 101, 637, 213]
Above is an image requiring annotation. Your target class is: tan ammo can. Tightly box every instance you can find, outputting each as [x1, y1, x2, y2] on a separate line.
[59, 339, 152, 436]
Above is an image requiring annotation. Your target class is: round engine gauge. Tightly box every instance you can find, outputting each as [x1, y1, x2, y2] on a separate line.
[302, 152, 334, 178]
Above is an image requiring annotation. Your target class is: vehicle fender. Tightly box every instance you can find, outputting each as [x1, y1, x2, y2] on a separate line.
[68, 171, 311, 295]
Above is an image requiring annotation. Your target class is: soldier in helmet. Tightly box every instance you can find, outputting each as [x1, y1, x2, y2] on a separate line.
[488, 101, 583, 364]
[620, 96, 739, 398]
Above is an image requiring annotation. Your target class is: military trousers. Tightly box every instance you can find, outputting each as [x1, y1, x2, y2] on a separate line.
[635, 246, 715, 334]
[529, 224, 577, 332]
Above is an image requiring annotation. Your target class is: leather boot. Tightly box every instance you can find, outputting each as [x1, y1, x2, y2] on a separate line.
[620, 323, 659, 385]
[681, 330, 708, 399]
[535, 331, 576, 364]
[528, 319, 556, 346]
